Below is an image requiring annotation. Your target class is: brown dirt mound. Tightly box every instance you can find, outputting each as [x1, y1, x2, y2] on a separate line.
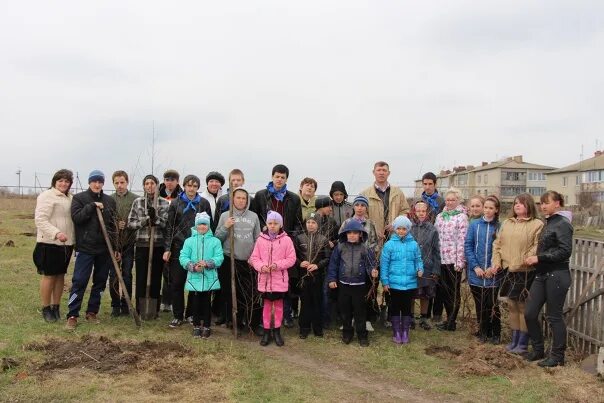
[25, 335, 191, 376]
[426, 343, 526, 376]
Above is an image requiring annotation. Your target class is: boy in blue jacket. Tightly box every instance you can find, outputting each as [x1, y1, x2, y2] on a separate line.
[327, 220, 378, 346]
[381, 216, 423, 344]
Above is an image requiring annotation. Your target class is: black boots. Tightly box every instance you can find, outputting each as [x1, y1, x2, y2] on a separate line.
[273, 328, 284, 347]
[260, 328, 271, 346]
[42, 306, 56, 322]
[50, 304, 60, 321]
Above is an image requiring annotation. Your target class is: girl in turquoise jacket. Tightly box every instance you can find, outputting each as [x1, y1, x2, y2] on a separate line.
[380, 216, 423, 344]
[179, 212, 224, 338]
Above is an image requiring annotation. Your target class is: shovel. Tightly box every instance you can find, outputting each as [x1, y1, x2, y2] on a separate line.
[96, 207, 141, 327]
[141, 190, 159, 320]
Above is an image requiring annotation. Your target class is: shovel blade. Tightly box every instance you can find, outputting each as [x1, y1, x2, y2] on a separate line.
[140, 298, 158, 321]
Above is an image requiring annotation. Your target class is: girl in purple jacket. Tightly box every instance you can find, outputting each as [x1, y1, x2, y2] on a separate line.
[249, 211, 297, 347]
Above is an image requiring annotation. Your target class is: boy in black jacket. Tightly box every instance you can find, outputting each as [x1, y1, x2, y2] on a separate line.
[66, 170, 118, 330]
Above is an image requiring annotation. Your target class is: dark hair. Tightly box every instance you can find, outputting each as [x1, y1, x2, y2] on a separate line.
[540, 190, 564, 207]
[271, 164, 289, 178]
[182, 174, 200, 188]
[299, 177, 317, 190]
[373, 161, 389, 170]
[50, 169, 73, 194]
[112, 170, 129, 182]
[512, 193, 538, 219]
[229, 169, 245, 182]
[485, 195, 501, 222]
[422, 172, 437, 183]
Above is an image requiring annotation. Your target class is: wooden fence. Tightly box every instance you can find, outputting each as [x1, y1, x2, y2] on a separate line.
[565, 238, 604, 354]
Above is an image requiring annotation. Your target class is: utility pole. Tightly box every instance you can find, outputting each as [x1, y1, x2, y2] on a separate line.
[16, 168, 21, 197]
[151, 121, 156, 176]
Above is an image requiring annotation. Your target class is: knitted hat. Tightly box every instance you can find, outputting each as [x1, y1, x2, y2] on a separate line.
[266, 210, 283, 227]
[163, 169, 180, 180]
[315, 197, 332, 210]
[195, 212, 211, 226]
[353, 195, 369, 207]
[142, 174, 159, 185]
[88, 170, 105, 184]
[206, 171, 225, 186]
[392, 216, 412, 231]
[305, 212, 321, 227]
[329, 181, 348, 199]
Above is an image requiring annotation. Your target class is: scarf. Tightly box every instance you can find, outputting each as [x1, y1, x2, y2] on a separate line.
[422, 191, 440, 214]
[267, 182, 287, 202]
[440, 208, 461, 221]
[180, 192, 201, 214]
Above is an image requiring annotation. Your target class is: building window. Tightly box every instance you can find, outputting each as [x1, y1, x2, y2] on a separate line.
[527, 187, 546, 196]
[528, 172, 545, 181]
[564, 195, 569, 205]
[504, 172, 521, 181]
[485, 189, 488, 196]
[484, 174, 488, 184]
[501, 186, 527, 196]
[477, 175, 481, 184]
[563, 177, 568, 187]
[576, 175, 580, 185]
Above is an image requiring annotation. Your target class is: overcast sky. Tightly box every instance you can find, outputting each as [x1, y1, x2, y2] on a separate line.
[1, 1, 602, 195]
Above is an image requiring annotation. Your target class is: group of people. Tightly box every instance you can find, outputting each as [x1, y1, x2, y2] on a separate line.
[33, 161, 573, 367]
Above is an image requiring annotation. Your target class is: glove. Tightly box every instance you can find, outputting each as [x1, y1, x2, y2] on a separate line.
[147, 206, 157, 225]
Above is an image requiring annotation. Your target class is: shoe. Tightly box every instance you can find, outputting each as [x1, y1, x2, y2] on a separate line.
[525, 350, 545, 362]
[283, 318, 294, 328]
[160, 303, 172, 312]
[510, 332, 529, 354]
[201, 327, 211, 339]
[419, 318, 431, 330]
[192, 327, 202, 338]
[538, 357, 564, 367]
[169, 318, 183, 328]
[65, 316, 77, 330]
[432, 315, 442, 324]
[489, 335, 501, 345]
[111, 307, 121, 317]
[273, 328, 284, 347]
[505, 330, 520, 351]
[401, 316, 412, 344]
[260, 328, 271, 346]
[359, 338, 369, 347]
[42, 306, 56, 323]
[299, 329, 310, 339]
[366, 321, 374, 332]
[436, 321, 456, 331]
[85, 312, 100, 324]
[254, 324, 265, 337]
[391, 316, 403, 344]
[50, 304, 60, 321]
[342, 333, 353, 345]
[314, 331, 324, 337]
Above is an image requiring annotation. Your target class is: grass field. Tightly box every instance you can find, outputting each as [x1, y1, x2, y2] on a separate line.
[0, 197, 603, 402]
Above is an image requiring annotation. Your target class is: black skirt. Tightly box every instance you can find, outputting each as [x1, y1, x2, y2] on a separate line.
[33, 243, 73, 276]
[499, 270, 535, 302]
[262, 291, 287, 301]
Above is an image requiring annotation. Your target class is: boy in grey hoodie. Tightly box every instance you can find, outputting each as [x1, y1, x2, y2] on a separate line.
[214, 187, 262, 333]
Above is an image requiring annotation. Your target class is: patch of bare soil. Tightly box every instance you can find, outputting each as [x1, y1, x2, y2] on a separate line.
[425, 343, 526, 376]
[19, 232, 35, 237]
[15, 214, 34, 220]
[25, 335, 191, 378]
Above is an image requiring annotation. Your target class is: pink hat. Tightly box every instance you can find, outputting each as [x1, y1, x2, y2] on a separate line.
[266, 210, 283, 227]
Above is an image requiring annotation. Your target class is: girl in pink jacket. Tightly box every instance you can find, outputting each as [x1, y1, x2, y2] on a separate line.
[249, 211, 296, 347]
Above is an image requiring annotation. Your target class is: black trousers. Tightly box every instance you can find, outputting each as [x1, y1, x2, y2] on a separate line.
[135, 246, 164, 314]
[190, 291, 212, 327]
[218, 257, 261, 330]
[470, 285, 501, 337]
[169, 255, 188, 320]
[109, 245, 134, 309]
[161, 261, 172, 306]
[525, 270, 571, 360]
[436, 264, 462, 324]
[389, 288, 416, 317]
[299, 273, 324, 333]
[338, 283, 367, 339]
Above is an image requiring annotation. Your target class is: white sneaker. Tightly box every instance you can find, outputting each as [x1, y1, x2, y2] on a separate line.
[366, 321, 374, 332]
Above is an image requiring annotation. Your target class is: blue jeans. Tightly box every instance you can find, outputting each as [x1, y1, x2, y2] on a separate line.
[109, 246, 134, 309]
[67, 251, 111, 318]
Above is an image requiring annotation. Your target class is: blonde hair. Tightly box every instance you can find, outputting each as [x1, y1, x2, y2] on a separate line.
[445, 187, 463, 202]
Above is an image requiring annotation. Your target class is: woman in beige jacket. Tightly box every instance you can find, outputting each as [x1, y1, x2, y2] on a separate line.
[33, 169, 75, 322]
[492, 193, 543, 354]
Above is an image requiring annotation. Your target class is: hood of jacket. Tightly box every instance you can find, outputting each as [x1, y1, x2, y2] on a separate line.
[338, 219, 368, 243]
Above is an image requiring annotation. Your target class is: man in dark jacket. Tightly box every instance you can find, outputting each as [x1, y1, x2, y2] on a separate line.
[66, 170, 118, 330]
[163, 174, 212, 327]
[250, 164, 303, 327]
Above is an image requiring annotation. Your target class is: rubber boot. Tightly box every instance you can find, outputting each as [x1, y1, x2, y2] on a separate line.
[273, 327, 284, 347]
[42, 306, 56, 323]
[391, 316, 403, 344]
[50, 304, 61, 321]
[401, 316, 411, 344]
[510, 332, 529, 354]
[505, 329, 520, 352]
[260, 328, 271, 346]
